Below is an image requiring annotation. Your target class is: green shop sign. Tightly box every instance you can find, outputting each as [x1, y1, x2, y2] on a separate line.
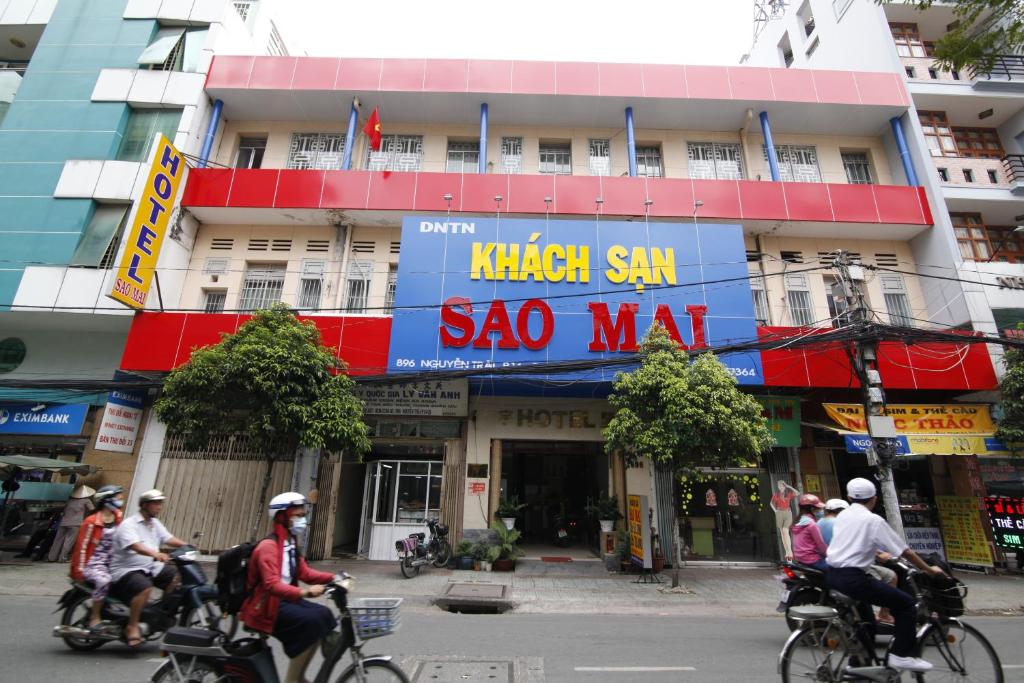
[758, 397, 801, 448]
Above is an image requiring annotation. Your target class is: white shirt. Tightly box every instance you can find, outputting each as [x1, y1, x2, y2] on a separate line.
[826, 503, 907, 570]
[109, 513, 173, 581]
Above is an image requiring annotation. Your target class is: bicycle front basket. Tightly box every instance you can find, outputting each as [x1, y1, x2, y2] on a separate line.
[349, 597, 402, 640]
[923, 577, 967, 618]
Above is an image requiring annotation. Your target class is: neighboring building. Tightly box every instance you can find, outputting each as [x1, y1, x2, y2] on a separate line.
[112, 54, 1003, 566]
[747, 0, 1022, 569]
[0, 0, 295, 498]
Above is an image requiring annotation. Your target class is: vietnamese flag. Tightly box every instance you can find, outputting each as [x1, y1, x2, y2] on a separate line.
[363, 108, 382, 151]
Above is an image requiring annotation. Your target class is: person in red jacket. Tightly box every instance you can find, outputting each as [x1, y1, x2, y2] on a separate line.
[240, 492, 335, 683]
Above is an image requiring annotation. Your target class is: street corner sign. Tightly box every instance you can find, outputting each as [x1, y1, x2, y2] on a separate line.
[386, 216, 764, 383]
[95, 390, 145, 453]
[108, 134, 186, 310]
[758, 396, 801, 447]
[0, 403, 89, 435]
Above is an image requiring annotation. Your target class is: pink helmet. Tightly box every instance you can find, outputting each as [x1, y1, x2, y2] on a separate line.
[799, 494, 825, 509]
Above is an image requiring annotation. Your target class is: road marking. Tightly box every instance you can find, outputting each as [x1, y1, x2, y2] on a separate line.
[1003, 665, 1024, 669]
[574, 666, 697, 672]
[147, 658, 164, 663]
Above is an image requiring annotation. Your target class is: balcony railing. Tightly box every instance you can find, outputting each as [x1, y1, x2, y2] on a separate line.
[972, 55, 1024, 81]
[1003, 155, 1024, 184]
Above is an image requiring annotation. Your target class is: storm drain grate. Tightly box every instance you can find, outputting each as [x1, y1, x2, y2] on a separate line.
[443, 583, 507, 599]
[406, 656, 543, 682]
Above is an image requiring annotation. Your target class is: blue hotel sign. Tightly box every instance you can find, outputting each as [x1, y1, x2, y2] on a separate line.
[0, 403, 89, 435]
[387, 216, 764, 384]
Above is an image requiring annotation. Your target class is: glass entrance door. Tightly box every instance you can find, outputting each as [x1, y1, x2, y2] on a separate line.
[681, 470, 774, 562]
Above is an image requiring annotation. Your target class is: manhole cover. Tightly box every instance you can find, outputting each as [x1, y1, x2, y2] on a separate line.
[444, 582, 507, 599]
[411, 659, 513, 682]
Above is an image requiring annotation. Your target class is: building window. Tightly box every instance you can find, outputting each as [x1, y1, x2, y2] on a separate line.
[779, 32, 794, 67]
[766, 145, 822, 182]
[750, 275, 770, 325]
[297, 260, 324, 311]
[841, 152, 873, 184]
[937, 167, 949, 182]
[236, 136, 267, 169]
[987, 226, 1024, 263]
[988, 169, 999, 184]
[928, 68, 938, 79]
[951, 213, 991, 260]
[589, 139, 610, 176]
[384, 264, 398, 313]
[70, 205, 130, 268]
[287, 132, 345, 170]
[138, 28, 206, 73]
[797, 0, 815, 37]
[366, 135, 423, 172]
[635, 146, 664, 178]
[880, 275, 913, 327]
[952, 128, 1004, 159]
[688, 142, 745, 180]
[963, 168, 975, 183]
[905, 67, 916, 78]
[345, 260, 373, 313]
[117, 109, 182, 162]
[500, 137, 522, 174]
[446, 141, 479, 174]
[233, 0, 254, 22]
[239, 264, 286, 311]
[919, 111, 958, 157]
[890, 22, 927, 57]
[784, 273, 814, 326]
[203, 290, 226, 313]
[539, 143, 572, 175]
[266, 22, 287, 56]
[0, 337, 26, 373]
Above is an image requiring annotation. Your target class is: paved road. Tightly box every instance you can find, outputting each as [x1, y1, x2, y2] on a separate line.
[5, 594, 1024, 682]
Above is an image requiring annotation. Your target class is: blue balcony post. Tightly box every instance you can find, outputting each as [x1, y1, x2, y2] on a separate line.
[478, 103, 488, 174]
[625, 106, 637, 177]
[759, 111, 780, 182]
[342, 98, 359, 170]
[890, 115, 920, 186]
[197, 99, 223, 168]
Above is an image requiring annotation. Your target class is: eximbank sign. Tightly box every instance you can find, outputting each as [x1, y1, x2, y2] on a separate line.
[387, 217, 764, 384]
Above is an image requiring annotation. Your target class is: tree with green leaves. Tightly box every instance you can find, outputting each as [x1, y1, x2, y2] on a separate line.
[995, 328, 1024, 451]
[604, 324, 774, 586]
[155, 305, 371, 539]
[881, 0, 1024, 74]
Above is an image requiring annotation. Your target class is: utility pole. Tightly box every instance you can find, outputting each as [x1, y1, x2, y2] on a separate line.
[832, 251, 905, 539]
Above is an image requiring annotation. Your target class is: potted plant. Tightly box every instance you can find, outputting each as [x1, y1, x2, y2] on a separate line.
[484, 544, 501, 572]
[585, 495, 623, 533]
[495, 495, 527, 530]
[455, 539, 474, 570]
[472, 541, 489, 571]
[490, 520, 523, 571]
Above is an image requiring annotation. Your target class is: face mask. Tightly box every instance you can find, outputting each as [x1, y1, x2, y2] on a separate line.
[290, 516, 308, 536]
[814, 510, 824, 520]
[109, 499, 123, 509]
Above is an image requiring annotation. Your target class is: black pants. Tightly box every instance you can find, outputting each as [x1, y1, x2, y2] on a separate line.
[274, 599, 337, 658]
[827, 566, 917, 657]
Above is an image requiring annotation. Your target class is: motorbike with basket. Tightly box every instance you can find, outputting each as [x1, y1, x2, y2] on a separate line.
[150, 573, 410, 683]
[53, 544, 225, 651]
[395, 518, 451, 578]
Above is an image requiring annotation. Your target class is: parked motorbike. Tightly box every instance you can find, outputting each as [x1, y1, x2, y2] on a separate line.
[553, 511, 580, 548]
[396, 518, 451, 578]
[53, 545, 224, 650]
[151, 573, 410, 683]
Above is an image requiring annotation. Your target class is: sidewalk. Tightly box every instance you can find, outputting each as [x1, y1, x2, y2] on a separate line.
[4, 552, 1022, 617]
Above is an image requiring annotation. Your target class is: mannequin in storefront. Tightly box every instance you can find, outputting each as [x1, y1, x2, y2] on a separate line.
[770, 480, 800, 560]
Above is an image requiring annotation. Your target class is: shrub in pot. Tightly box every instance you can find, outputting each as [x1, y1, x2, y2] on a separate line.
[489, 520, 523, 571]
[484, 544, 501, 571]
[495, 496, 527, 530]
[585, 495, 623, 532]
[471, 541, 490, 571]
[455, 539, 474, 570]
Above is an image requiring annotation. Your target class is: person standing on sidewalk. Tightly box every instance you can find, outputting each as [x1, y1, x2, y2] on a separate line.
[48, 485, 94, 563]
[826, 478, 947, 673]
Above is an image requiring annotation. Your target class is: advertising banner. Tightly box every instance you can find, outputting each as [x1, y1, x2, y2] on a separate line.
[0, 403, 88, 436]
[387, 217, 763, 383]
[94, 391, 145, 453]
[758, 397, 801, 447]
[353, 379, 468, 417]
[108, 135, 186, 309]
[627, 494, 652, 569]
[936, 495, 994, 566]
[905, 527, 946, 561]
[984, 496, 1024, 551]
[824, 404, 997, 434]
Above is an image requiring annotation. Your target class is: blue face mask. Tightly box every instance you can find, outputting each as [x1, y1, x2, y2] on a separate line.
[109, 499, 124, 509]
[290, 516, 308, 536]
[814, 510, 824, 520]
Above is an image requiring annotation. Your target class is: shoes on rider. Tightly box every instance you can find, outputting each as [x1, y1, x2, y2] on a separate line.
[887, 654, 934, 672]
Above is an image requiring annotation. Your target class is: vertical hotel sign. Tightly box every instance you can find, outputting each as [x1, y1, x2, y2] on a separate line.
[108, 135, 186, 309]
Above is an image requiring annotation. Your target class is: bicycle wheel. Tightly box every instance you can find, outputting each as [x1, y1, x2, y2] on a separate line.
[399, 552, 420, 578]
[336, 658, 411, 682]
[150, 659, 221, 682]
[779, 622, 849, 683]
[432, 539, 452, 568]
[913, 619, 1003, 683]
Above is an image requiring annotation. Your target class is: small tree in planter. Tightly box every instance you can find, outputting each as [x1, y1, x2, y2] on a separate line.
[585, 495, 623, 532]
[495, 495, 527, 530]
[490, 520, 523, 571]
[471, 541, 491, 571]
[454, 539, 474, 570]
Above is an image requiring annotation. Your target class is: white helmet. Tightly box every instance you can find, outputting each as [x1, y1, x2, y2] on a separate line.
[269, 491, 306, 517]
[139, 489, 166, 506]
[824, 498, 850, 512]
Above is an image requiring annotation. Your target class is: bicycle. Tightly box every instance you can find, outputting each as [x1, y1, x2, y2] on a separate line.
[779, 560, 1003, 682]
[151, 573, 409, 682]
[396, 518, 451, 578]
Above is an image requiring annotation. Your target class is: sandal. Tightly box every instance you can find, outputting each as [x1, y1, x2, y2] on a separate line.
[125, 635, 145, 648]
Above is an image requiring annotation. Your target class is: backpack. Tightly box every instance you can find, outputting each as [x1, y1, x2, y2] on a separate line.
[215, 537, 268, 615]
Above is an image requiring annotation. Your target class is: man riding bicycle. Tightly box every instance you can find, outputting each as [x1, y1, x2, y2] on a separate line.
[108, 489, 187, 647]
[826, 478, 947, 673]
